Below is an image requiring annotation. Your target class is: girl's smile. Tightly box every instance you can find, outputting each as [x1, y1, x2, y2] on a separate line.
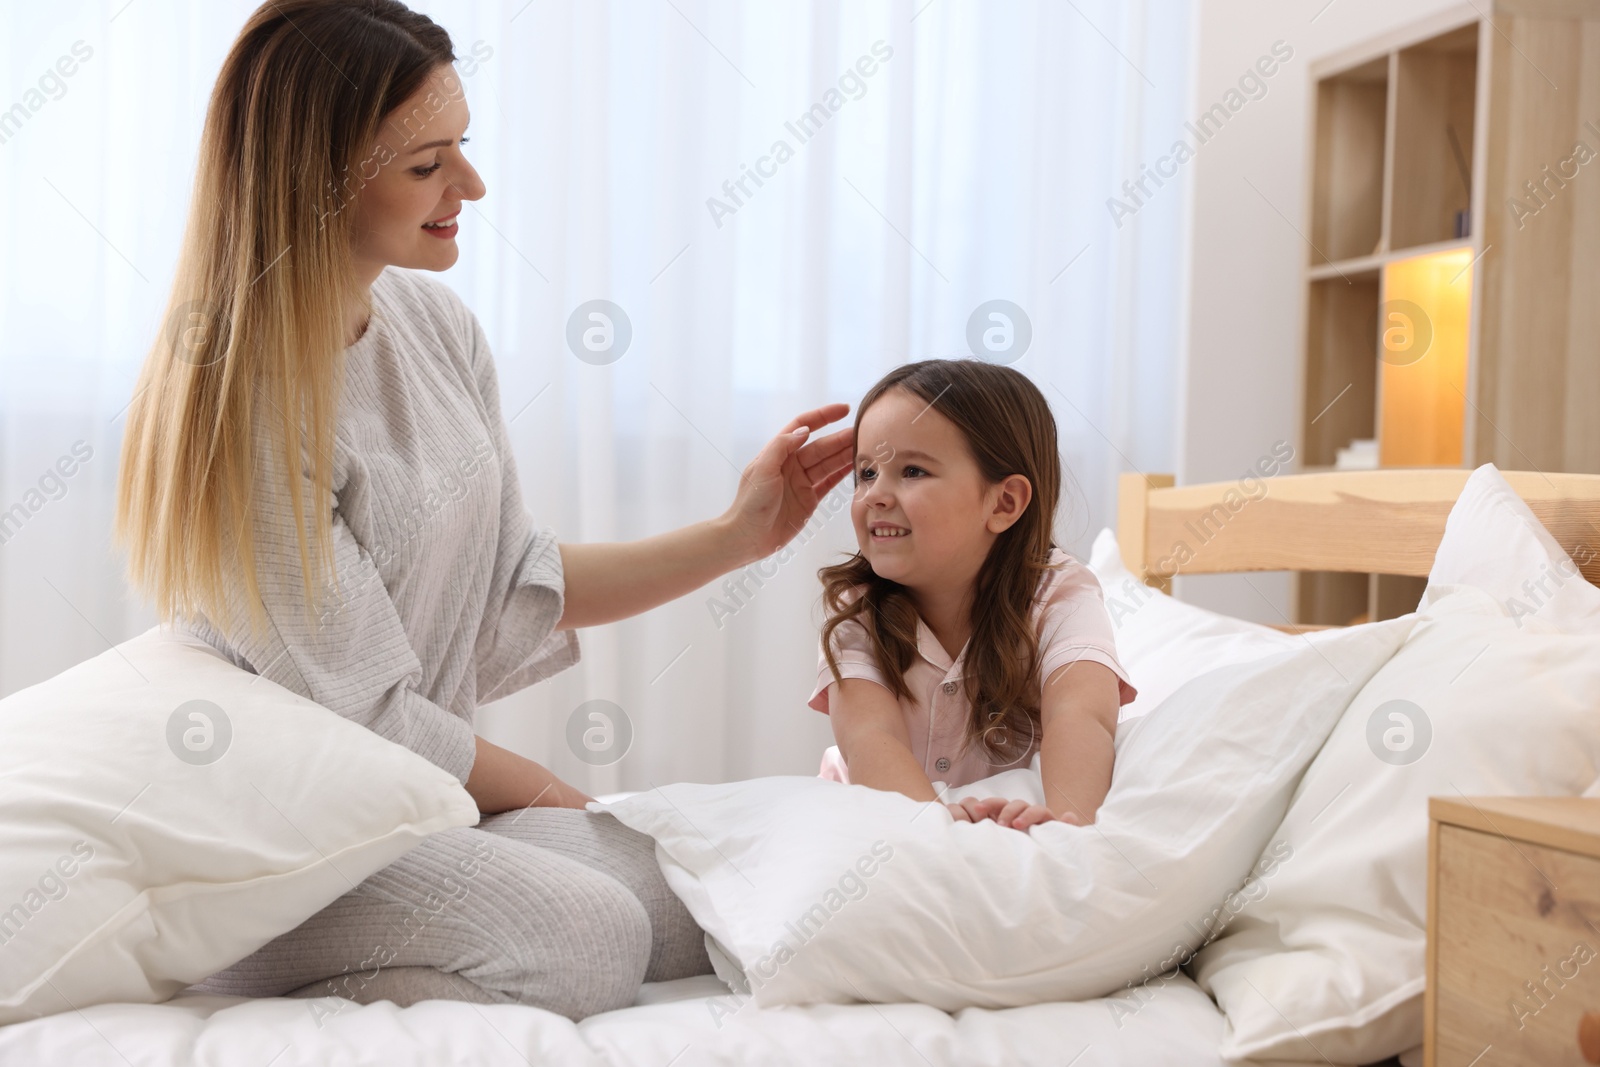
[868, 521, 911, 541]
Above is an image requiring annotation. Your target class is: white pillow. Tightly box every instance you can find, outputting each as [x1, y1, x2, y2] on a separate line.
[0, 626, 479, 1025]
[1087, 528, 1303, 720]
[1424, 464, 1600, 629]
[1192, 464, 1600, 1063]
[600, 616, 1411, 1010]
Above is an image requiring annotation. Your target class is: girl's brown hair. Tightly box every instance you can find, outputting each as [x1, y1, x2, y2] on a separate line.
[819, 359, 1063, 765]
[114, 0, 456, 642]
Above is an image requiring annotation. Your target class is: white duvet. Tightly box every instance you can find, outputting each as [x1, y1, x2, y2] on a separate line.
[600, 618, 1409, 1013]
[0, 972, 1229, 1066]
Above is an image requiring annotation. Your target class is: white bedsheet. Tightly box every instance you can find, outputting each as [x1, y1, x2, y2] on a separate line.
[0, 973, 1228, 1066]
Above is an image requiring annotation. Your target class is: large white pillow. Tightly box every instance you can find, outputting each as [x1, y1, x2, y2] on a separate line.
[0, 626, 479, 1025]
[600, 616, 1411, 1010]
[1087, 528, 1303, 720]
[1423, 463, 1600, 629]
[1192, 464, 1600, 1063]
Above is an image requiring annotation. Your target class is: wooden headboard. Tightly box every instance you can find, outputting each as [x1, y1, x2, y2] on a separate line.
[1116, 469, 1600, 599]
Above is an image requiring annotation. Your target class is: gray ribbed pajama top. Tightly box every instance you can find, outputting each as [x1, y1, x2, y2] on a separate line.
[177, 266, 580, 784]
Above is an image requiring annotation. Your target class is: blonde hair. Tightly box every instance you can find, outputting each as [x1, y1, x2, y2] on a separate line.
[114, 0, 456, 643]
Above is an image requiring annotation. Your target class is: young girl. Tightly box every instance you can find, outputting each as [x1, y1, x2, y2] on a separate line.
[808, 359, 1136, 831]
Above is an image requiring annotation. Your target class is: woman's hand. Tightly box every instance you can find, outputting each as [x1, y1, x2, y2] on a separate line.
[946, 796, 1062, 831]
[540, 776, 597, 811]
[466, 736, 594, 816]
[721, 404, 855, 564]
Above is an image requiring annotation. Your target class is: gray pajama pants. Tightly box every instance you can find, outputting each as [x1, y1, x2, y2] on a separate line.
[186, 808, 712, 1021]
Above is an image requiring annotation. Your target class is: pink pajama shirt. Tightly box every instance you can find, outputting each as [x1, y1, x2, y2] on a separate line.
[807, 548, 1136, 790]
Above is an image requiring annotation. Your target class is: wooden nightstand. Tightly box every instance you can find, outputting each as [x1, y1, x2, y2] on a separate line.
[1427, 797, 1600, 1066]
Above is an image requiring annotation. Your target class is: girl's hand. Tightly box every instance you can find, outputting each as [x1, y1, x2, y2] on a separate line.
[948, 796, 1060, 831]
[721, 405, 855, 563]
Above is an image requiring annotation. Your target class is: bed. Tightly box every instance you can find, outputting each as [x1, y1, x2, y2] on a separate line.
[0, 971, 1230, 1065]
[4, 466, 1598, 1067]
[1114, 468, 1600, 600]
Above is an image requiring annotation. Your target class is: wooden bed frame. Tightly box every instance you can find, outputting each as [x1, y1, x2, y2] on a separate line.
[1115, 469, 1600, 625]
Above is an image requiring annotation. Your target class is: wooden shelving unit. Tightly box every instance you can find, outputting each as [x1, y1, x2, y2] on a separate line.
[1293, 0, 1600, 626]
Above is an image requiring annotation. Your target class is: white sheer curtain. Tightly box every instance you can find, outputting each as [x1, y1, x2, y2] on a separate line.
[0, 0, 1191, 789]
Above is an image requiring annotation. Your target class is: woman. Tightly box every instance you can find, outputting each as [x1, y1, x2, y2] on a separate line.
[114, 0, 853, 1020]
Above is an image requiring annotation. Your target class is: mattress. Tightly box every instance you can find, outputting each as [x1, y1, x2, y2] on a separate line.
[0, 972, 1228, 1066]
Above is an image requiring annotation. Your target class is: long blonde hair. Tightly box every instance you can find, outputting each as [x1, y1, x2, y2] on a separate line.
[115, 0, 456, 642]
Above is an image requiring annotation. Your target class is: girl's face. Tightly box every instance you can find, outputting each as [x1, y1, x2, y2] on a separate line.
[851, 387, 1031, 592]
[349, 63, 485, 283]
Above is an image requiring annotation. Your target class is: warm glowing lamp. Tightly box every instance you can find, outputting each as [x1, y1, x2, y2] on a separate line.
[1377, 248, 1472, 467]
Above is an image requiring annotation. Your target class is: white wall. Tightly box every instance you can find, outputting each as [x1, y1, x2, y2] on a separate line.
[1174, 0, 1467, 621]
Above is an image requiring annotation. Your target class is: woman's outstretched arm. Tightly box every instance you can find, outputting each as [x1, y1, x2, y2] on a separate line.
[554, 404, 855, 630]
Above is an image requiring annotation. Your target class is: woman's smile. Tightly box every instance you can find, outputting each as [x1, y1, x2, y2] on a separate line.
[421, 210, 459, 238]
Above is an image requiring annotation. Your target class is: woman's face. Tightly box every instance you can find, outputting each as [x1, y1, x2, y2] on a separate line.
[348, 63, 485, 282]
